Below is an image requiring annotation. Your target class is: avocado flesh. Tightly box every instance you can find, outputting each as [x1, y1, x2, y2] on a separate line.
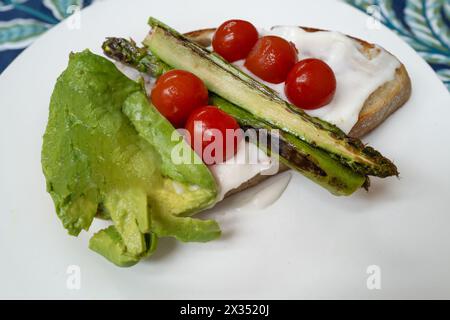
[144, 18, 398, 178]
[89, 226, 158, 267]
[42, 51, 219, 266]
[89, 226, 141, 267]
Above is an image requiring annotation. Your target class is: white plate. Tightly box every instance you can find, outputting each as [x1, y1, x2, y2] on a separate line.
[1, 0, 449, 299]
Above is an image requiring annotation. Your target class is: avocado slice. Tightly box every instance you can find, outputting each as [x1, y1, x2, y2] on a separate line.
[89, 226, 141, 267]
[89, 226, 158, 267]
[103, 188, 147, 256]
[144, 18, 398, 178]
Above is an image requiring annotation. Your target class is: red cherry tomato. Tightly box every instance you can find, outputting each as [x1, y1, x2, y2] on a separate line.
[212, 19, 259, 63]
[284, 58, 337, 110]
[244, 36, 298, 84]
[185, 106, 241, 165]
[150, 70, 209, 127]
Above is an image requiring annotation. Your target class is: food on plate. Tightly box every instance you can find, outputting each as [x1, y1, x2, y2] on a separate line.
[42, 51, 220, 266]
[212, 19, 259, 62]
[42, 17, 411, 267]
[150, 69, 209, 127]
[145, 18, 398, 177]
[244, 35, 298, 84]
[103, 37, 368, 195]
[185, 105, 242, 164]
[186, 24, 411, 137]
[284, 58, 337, 110]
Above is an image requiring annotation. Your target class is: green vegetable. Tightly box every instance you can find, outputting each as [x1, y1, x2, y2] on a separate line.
[102, 37, 367, 195]
[89, 226, 146, 267]
[42, 50, 219, 267]
[122, 91, 216, 190]
[210, 96, 368, 195]
[103, 36, 171, 76]
[103, 37, 171, 77]
[144, 17, 398, 178]
[89, 226, 158, 267]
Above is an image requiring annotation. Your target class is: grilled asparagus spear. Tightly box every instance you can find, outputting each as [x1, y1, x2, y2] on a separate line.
[210, 95, 369, 194]
[102, 37, 368, 195]
[143, 18, 398, 178]
[103, 37, 171, 76]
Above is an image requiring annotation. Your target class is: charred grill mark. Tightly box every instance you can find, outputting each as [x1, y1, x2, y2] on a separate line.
[240, 125, 327, 177]
[277, 137, 327, 177]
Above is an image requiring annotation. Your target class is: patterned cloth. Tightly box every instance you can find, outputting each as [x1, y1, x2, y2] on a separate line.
[1, 0, 449, 90]
[0, 0, 94, 71]
[346, 0, 450, 90]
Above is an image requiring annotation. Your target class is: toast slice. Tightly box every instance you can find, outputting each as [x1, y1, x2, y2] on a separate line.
[183, 26, 411, 197]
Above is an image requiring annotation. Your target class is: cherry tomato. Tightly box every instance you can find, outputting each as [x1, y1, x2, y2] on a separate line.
[150, 70, 209, 127]
[284, 58, 337, 110]
[185, 106, 241, 165]
[244, 36, 298, 84]
[212, 19, 259, 62]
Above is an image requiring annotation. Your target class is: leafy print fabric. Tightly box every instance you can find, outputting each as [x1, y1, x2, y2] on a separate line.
[346, 0, 450, 90]
[0, 0, 93, 71]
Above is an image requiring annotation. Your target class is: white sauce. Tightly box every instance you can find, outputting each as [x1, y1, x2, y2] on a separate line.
[115, 26, 399, 203]
[248, 171, 292, 209]
[209, 141, 278, 201]
[234, 26, 400, 134]
[115, 62, 156, 93]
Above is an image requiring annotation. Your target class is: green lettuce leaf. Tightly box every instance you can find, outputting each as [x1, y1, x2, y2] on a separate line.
[42, 50, 219, 266]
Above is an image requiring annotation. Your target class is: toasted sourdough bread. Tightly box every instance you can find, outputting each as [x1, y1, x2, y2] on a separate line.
[183, 27, 411, 197]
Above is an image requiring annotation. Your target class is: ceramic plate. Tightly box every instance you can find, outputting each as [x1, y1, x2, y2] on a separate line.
[1, 0, 449, 299]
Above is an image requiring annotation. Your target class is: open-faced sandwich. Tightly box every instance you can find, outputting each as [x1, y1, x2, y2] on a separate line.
[41, 18, 411, 266]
